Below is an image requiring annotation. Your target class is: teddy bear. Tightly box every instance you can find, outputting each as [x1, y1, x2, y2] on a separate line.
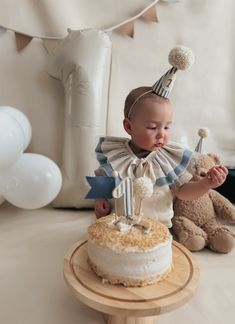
[172, 153, 235, 253]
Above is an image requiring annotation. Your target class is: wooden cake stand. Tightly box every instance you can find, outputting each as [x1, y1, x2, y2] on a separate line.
[64, 239, 200, 324]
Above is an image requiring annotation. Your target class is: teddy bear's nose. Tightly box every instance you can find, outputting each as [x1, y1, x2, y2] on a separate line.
[199, 171, 207, 177]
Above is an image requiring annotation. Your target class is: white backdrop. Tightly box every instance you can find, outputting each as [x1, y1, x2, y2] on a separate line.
[0, 2, 235, 323]
[0, 0, 234, 168]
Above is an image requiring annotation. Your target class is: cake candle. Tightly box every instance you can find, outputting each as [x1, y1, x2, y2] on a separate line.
[112, 177, 133, 219]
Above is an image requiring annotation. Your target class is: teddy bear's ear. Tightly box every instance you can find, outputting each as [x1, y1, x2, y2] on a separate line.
[207, 153, 221, 165]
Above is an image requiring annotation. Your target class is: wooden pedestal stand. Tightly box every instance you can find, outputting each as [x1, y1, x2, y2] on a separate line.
[64, 239, 199, 324]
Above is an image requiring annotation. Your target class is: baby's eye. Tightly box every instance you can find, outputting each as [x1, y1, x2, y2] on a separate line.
[164, 126, 171, 130]
[147, 126, 157, 130]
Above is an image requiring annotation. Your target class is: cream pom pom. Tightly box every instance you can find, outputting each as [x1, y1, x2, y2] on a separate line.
[133, 177, 153, 200]
[168, 45, 195, 70]
[198, 127, 210, 138]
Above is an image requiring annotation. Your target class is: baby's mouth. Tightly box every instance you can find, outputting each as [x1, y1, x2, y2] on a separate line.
[154, 143, 163, 148]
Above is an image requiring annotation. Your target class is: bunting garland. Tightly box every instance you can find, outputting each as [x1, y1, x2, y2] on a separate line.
[105, 0, 160, 36]
[116, 21, 135, 38]
[0, 0, 180, 50]
[42, 39, 61, 53]
[142, 6, 159, 23]
[15, 32, 33, 51]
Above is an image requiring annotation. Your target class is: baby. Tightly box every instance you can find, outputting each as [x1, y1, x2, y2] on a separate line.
[94, 47, 227, 226]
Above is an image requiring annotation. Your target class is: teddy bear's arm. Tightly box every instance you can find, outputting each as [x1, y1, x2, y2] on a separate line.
[209, 190, 235, 223]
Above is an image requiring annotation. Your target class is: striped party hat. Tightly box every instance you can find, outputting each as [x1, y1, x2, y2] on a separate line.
[126, 46, 195, 119]
[152, 45, 195, 98]
[195, 128, 210, 154]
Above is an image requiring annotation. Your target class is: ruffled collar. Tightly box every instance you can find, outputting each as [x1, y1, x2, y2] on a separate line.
[96, 136, 194, 187]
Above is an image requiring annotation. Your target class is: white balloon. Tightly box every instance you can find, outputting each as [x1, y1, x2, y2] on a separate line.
[1, 153, 62, 209]
[0, 106, 32, 150]
[0, 111, 25, 171]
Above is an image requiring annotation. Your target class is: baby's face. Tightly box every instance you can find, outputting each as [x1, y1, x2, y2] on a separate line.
[124, 97, 173, 152]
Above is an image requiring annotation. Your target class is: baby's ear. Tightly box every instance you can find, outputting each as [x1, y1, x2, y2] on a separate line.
[123, 118, 132, 135]
[207, 153, 221, 165]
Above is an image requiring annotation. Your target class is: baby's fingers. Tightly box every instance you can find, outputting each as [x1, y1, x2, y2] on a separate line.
[209, 165, 227, 177]
[210, 167, 226, 185]
[217, 165, 228, 176]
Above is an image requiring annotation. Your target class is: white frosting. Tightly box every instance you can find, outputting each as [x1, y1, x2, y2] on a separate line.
[88, 236, 172, 280]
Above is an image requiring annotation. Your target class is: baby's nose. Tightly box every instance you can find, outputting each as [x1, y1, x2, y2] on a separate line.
[156, 129, 164, 138]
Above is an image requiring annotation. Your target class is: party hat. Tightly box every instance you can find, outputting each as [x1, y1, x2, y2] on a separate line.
[195, 128, 210, 154]
[126, 45, 195, 119]
[152, 45, 195, 98]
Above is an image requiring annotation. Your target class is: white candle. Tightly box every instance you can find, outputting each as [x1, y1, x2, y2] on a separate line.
[112, 177, 133, 218]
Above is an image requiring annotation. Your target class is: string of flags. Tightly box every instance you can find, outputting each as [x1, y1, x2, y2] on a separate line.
[15, 32, 33, 51]
[0, 0, 180, 52]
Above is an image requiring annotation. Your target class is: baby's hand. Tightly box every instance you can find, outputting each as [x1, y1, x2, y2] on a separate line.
[94, 199, 111, 219]
[205, 165, 228, 189]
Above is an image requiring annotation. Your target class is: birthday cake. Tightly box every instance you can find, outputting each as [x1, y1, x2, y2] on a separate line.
[86, 176, 173, 287]
[87, 215, 172, 287]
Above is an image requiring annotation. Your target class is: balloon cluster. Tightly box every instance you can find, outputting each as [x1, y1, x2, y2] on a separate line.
[0, 106, 62, 209]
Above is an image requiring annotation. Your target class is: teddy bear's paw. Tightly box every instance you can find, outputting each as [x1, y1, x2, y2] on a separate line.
[209, 227, 235, 253]
[228, 216, 235, 224]
[220, 207, 235, 224]
[178, 232, 207, 252]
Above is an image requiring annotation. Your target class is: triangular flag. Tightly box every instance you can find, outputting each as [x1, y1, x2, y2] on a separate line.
[142, 6, 159, 23]
[42, 39, 61, 53]
[15, 32, 33, 51]
[116, 21, 134, 38]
